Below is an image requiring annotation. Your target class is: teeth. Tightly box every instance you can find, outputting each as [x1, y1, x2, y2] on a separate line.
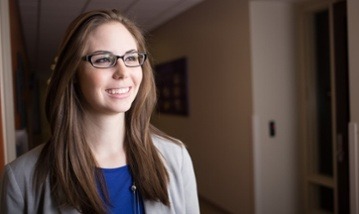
[107, 88, 130, 94]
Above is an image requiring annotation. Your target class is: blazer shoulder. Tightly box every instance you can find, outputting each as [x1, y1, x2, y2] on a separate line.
[6, 144, 45, 178]
[152, 134, 190, 171]
[152, 135, 185, 156]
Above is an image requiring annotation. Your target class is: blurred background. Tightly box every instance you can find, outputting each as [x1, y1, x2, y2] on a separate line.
[1, 0, 359, 213]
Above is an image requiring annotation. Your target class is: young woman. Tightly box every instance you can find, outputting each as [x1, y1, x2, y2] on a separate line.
[0, 9, 199, 214]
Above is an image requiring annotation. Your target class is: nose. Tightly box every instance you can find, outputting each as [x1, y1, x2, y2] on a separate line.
[112, 59, 129, 79]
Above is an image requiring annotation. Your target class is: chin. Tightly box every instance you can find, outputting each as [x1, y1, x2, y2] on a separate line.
[111, 105, 133, 114]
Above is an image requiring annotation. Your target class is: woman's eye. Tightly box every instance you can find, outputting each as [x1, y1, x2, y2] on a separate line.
[125, 55, 138, 62]
[94, 56, 111, 64]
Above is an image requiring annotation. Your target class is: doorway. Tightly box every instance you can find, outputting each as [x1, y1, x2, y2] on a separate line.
[298, 0, 349, 213]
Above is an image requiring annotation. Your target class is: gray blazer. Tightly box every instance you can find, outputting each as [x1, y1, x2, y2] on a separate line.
[0, 135, 200, 214]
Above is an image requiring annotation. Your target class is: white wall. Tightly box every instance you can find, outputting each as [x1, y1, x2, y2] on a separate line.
[250, 2, 299, 214]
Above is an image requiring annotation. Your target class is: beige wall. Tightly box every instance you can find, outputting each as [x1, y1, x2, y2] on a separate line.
[149, 0, 254, 213]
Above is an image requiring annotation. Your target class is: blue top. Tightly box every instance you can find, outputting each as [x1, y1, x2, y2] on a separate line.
[100, 165, 144, 214]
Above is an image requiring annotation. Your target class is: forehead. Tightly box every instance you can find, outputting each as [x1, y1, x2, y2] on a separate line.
[84, 22, 138, 54]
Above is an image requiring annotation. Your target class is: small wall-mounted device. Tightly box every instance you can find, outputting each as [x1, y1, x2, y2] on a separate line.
[269, 120, 275, 137]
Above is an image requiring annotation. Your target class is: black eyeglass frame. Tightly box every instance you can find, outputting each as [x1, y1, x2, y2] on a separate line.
[82, 51, 147, 68]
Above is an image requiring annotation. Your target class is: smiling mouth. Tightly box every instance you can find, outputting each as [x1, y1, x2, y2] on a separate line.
[106, 87, 130, 94]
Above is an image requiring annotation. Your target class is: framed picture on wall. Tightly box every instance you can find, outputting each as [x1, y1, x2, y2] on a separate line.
[155, 57, 189, 116]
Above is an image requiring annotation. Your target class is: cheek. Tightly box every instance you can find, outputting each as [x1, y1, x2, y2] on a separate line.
[138, 72, 143, 85]
[78, 70, 104, 90]
[135, 69, 143, 85]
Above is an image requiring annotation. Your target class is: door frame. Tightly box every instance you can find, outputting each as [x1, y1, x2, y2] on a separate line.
[297, 0, 349, 213]
[0, 0, 17, 165]
[348, 0, 359, 212]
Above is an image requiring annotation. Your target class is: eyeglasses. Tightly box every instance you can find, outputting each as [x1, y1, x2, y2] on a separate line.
[82, 51, 147, 68]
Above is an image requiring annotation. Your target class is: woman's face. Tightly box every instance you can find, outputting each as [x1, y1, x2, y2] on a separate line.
[78, 22, 143, 115]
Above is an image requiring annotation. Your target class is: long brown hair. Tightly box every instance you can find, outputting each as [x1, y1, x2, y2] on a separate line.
[35, 9, 171, 213]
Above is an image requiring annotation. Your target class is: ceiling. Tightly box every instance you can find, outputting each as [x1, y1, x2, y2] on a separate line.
[17, 0, 204, 78]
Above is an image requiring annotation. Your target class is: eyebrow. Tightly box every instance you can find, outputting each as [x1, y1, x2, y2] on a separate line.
[125, 49, 137, 54]
[88, 49, 138, 55]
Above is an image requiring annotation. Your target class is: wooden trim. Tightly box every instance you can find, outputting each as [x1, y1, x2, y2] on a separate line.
[328, 4, 339, 214]
[0, 0, 17, 164]
[307, 174, 335, 188]
[0, 91, 4, 168]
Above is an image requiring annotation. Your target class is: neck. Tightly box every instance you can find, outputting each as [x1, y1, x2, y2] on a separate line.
[83, 111, 127, 168]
